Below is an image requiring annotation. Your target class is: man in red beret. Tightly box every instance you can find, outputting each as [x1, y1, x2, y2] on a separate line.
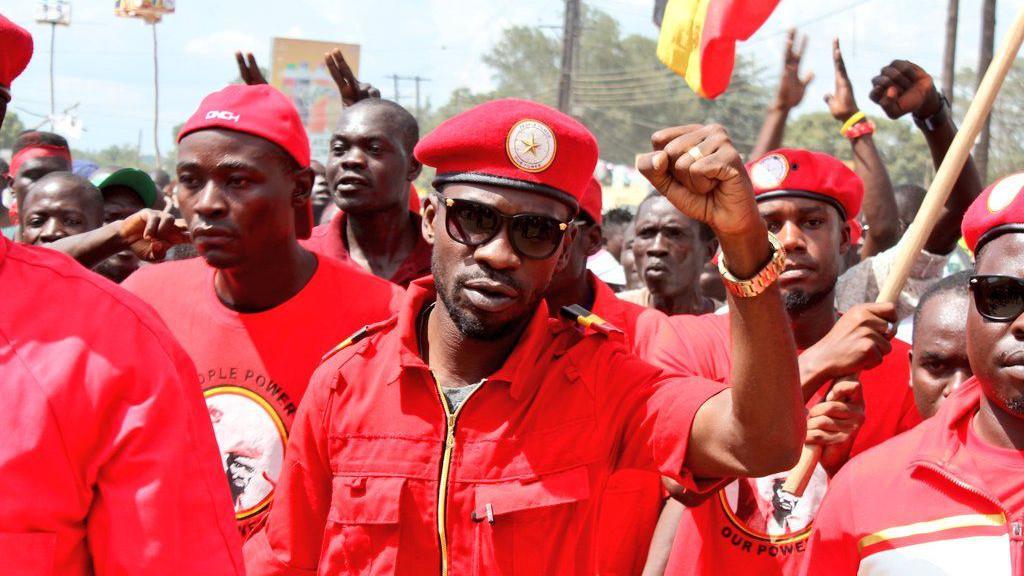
[244, 99, 805, 575]
[301, 98, 432, 287]
[649, 147, 919, 576]
[802, 172, 1024, 575]
[0, 16, 244, 575]
[122, 84, 403, 540]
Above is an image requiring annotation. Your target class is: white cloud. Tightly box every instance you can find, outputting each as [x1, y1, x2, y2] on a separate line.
[184, 29, 261, 58]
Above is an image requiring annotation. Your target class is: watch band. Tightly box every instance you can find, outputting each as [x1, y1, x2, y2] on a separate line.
[718, 233, 787, 298]
[913, 93, 951, 133]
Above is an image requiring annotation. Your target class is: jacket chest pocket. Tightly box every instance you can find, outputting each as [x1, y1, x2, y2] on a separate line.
[0, 532, 56, 576]
[321, 476, 404, 576]
[472, 466, 591, 576]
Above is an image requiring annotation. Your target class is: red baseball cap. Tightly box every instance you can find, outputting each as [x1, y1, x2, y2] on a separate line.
[178, 84, 310, 168]
[747, 148, 863, 221]
[580, 177, 603, 225]
[178, 84, 314, 238]
[0, 14, 33, 102]
[414, 98, 598, 211]
[962, 172, 1024, 253]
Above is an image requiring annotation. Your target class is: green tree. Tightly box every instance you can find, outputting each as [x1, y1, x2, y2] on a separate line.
[955, 59, 1024, 182]
[1, 111, 25, 150]
[421, 4, 770, 166]
[72, 144, 142, 169]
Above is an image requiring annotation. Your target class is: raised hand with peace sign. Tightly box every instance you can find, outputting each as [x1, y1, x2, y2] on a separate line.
[324, 48, 380, 106]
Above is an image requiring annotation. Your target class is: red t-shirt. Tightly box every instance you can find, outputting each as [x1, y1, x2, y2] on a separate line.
[123, 255, 402, 539]
[965, 414, 1024, 517]
[300, 210, 433, 287]
[662, 314, 919, 575]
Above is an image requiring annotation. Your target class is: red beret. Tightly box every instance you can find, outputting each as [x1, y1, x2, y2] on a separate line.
[178, 84, 310, 168]
[414, 98, 598, 210]
[0, 14, 33, 102]
[962, 172, 1024, 253]
[580, 178, 603, 224]
[747, 148, 863, 221]
[849, 219, 863, 245]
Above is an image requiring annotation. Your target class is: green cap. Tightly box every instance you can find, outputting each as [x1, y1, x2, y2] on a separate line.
[91, 168, 158, 208]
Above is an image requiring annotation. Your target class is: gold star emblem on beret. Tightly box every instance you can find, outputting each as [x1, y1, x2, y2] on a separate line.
[520, 132, 540, 157]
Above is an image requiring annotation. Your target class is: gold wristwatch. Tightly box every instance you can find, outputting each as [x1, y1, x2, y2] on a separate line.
[718, 233, 786, 298]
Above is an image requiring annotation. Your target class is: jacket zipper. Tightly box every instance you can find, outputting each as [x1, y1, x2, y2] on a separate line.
[917, 461, 1021, 547]
[433, 378, 482, 576]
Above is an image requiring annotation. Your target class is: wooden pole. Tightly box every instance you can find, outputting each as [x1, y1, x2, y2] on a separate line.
[782, 5, 1024, 497]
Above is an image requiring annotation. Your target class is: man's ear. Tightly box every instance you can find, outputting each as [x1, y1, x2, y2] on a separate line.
[703, 237, 719, 264]
[838, 219, 852, 256]
[407, 157, 423, 182]
[422, 193, 438, 246]
[292, 166, 314, 206]
[584, 224, 603, 258]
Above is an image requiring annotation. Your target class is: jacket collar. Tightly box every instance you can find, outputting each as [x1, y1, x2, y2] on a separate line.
[394, 276, 569, 400]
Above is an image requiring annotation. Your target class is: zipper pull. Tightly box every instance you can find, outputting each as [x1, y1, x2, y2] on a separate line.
[1012, 521, 1022, 540]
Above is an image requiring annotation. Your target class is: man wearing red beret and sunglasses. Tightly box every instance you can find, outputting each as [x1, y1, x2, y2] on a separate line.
[802, 172, 1024, 575]
[245, 98, 805, 575]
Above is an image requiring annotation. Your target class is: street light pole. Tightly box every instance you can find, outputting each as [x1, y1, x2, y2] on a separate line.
[152, 21, 161, 169]
[49, 21, 56, 128]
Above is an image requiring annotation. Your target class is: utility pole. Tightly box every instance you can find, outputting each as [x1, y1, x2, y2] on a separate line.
[557, 0, 580, 113]
[977, 0, 996, 183]
[389, 74, 401, 102]
[151, 22, 161, 168]
[942, 0, 959, 105]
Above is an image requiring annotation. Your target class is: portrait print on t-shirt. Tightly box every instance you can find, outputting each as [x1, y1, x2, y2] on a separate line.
[206, 387, 287, 522]
[720, 464, 829, 541]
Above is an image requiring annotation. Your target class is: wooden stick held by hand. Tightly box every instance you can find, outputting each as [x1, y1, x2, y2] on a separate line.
[782, 7, 1024, 498]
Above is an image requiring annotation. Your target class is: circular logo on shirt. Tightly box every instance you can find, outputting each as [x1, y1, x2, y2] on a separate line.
[987, 173, 1024, 213]
[205, 386, 287, 520]
[718, 465, 829, 542]
[506, 119, 557, 173]
[750, 153, 790, 191]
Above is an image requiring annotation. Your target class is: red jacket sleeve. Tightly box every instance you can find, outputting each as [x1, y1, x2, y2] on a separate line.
[800, 463, 862, 576]
[244, 361, 336, 576]
[594, 344, 726, 491]
[83, 311, 243, 575]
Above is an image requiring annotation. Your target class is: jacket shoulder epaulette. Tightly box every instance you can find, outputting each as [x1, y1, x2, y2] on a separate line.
[319, 315, 398, 365]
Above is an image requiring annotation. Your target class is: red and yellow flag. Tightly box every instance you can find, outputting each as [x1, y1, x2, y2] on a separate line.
[657, 0, 780, 99]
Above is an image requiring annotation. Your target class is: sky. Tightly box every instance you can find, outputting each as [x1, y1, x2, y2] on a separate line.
[4, 0, 1024, 159]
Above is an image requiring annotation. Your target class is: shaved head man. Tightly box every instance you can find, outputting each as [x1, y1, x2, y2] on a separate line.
[19, 172, 103, 245]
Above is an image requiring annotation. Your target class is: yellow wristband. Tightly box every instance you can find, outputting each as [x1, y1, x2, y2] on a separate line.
[840, 111, 866, 136]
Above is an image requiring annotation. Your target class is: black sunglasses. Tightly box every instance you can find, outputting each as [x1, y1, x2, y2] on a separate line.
[437, 194, 572, 260]
[970, 275, 1024, 322]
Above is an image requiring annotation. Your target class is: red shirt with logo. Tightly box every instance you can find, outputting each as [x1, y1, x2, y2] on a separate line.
[123, 254, 402, 539]
[301, 210, 433, 287]
[0, 237, 243, 575]
[244, 277, 727, 576]
[656, 313, 919, 575]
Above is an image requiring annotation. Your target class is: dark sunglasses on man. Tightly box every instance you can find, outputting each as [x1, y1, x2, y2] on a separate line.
[970, 275, 1024, 322]
[435, 193, 574, 260]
